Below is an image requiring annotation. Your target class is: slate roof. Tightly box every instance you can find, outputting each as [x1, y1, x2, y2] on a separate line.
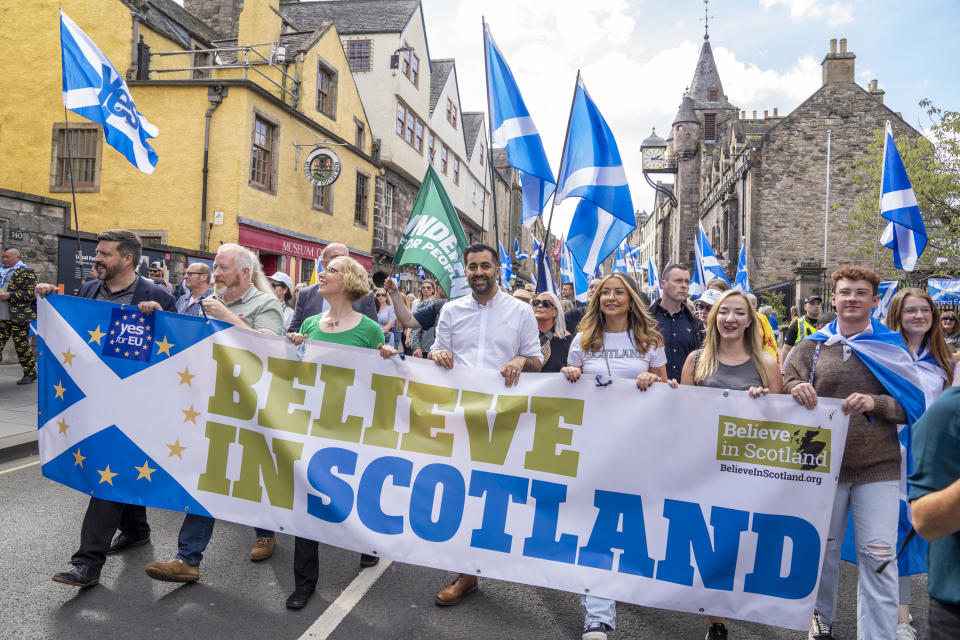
[688, 37, 733, 109]
[278, 0, 419, 35]
[672, 95, 698, 125]
[462, 112, 484, 158]
[279, 23, 333, 54]
[429, 59, 454, 114]
[139, 0, 224, 46]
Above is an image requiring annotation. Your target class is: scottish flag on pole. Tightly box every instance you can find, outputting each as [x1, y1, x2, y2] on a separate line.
[560, 239, 589, 302]
[612, 245, 629, 274]
[647, 258, 662, 297]
[558, 76, 636, 275]
[514, 238, 529, 261]
[484, 24, 556, 226]
[878, 121, 926, 271]
[872, 280, 898, 320]
[60, 11, 159, 174]
[691, 222, 730, 295]
[733, 238, 750, 293]
[498, 240, 513, 290]
[417, 266, 426, 281]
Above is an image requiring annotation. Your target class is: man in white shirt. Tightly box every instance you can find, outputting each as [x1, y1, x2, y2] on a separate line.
[430, 243, 543, 604]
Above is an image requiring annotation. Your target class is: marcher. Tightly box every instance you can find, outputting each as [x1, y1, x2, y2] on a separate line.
[0, 247, 38, 384]
[941, 310, 959, 359]
[649, 265, 704, 381]
[694, 288, 722, 324]
[413, 279, 435, 311]
[909, 386, 960, 640]
[783, 266, 914, 640]
[174, 262, 212, 317]
[883, 288, 954, 640]
[560, 272, 670, 640]
[680, 289, 783, 640]
[267, 271, 296, 332]
[36, 230, 176, 588]
[533, 291, 572, 372]
[290, 243, 377, 330]
[284, 255, 385, 609]
[780, 294, 822, 364]
[746, 293, 779, 360]
[758, 305, 780, 343]
[706, 278, 729, 292]
[562, 281, 585, 310]
[144, 244, 283, 584]
[148, 261, 172, 293]
[383, 243, 542, 607]
[374, 287, 397, 347]
[513, 288, 534, 303]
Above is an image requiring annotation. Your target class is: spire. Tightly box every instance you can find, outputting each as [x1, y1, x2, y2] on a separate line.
[688, 36, 731, 108]
[672, 95, 698, 126]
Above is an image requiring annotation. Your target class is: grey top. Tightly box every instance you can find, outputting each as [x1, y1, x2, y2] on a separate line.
[93, 278, 139, 306]
[698, 358, 763, 391]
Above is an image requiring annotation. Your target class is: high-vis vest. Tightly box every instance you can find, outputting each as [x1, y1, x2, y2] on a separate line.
[793, 315, 817, 345]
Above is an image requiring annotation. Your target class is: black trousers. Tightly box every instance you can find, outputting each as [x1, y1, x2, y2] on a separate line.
[928, 597, 960, 640]
[70, 497, 149, 570]
[293, 536, 320, 590]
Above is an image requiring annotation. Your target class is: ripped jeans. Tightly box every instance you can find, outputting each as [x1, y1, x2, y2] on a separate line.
[815, 480, 899, 639]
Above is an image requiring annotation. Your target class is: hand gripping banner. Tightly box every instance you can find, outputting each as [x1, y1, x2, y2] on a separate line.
[37, 295, 849, 630]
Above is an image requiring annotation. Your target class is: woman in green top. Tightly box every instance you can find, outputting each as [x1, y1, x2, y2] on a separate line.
[284, 255, 382, 611]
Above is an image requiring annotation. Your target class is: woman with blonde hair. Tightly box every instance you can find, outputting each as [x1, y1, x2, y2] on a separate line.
[560, 272, 670, 640]
[680, 288, 782, 640]
[374, 286, 397, 347]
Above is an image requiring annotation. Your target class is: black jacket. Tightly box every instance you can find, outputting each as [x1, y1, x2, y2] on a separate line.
[78, 276, 177, 311]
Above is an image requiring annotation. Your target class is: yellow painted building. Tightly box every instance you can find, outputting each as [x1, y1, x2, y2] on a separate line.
[0, 0, 379, 280]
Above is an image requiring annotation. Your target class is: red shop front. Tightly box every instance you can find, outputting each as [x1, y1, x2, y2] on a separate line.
[237, 221, 372, 285]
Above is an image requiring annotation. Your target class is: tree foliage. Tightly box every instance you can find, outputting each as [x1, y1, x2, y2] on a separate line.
[843, 100, 960, 275]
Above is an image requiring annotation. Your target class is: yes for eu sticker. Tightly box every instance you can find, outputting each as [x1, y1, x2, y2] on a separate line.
[102, 308, 154, 362]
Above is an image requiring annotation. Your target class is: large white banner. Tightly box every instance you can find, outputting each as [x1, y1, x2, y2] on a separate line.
[37, 296, 848, 630]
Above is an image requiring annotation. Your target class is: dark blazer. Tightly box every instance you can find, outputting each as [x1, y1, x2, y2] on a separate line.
[78, 276, 177, 311]
[290, 284, 378, 333]
[4, 266, 38, 323]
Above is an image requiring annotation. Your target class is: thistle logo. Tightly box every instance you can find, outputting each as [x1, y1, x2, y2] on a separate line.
[716, 416, 831, 474]
[102, 308, 154, 362]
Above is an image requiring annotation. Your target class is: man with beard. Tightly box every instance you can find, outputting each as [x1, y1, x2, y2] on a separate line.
[144, 243, 283, 583]
[426, 243, 542, 606]
[34, 229, 175, 588]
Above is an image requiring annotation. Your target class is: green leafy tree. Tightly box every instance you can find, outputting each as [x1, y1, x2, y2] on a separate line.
[843, 100, 960, 276]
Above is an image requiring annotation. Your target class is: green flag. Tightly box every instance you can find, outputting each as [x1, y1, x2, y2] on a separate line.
[393, 165, 470, 298]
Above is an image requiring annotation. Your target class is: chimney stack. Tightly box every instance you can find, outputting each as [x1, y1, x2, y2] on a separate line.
[868, 79, 886, 104]
[752, 110, 757, 119]
[764, 110, 768, 118]
[822, 37, 855, 84]
[773, 107, 779, 116]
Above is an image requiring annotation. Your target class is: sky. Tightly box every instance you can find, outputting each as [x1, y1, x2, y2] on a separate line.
[419, 0, 960, 237]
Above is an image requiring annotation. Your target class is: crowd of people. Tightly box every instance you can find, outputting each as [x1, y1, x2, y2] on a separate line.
[20, 229, 960, 640]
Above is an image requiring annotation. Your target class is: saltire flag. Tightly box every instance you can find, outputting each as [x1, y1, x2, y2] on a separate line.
[557, 77, 635, 275]
[560, 239, 589, 302]
[514, 238, 529, 261]
[60, 11, 159, 174]
[871, 280, 898, 320]
[532, 237, 542, 268]
[484, 24, 556, 226]
[647, 257, 662, 298]
[927, 278, 960, 306]
[612, 245, 629, 274]
[691, 222, 730, 296]
[417, 266, 426, 281]
[733, 238, 750, 293]
[394, 165, 469, 299]
[498, 240, 513, 290]
[624, 246, 642, 273]
[536, 253, 558, 295]
[879, 121, 926, 271]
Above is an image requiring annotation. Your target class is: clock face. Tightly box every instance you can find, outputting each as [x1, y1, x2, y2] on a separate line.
[643, 147, 666, 170]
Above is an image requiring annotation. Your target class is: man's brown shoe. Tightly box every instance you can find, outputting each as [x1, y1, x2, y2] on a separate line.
[250, 535, 276, 561]
[145, 558, 199, 583]
[434, 573, 477, 606]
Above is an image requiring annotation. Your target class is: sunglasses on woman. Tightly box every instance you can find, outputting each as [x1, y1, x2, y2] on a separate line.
[531, 299, 554, 308]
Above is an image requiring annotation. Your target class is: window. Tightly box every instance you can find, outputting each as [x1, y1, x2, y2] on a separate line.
[313, 183, 332, 214]
[440, 146, 448, 174]
[316, 59, 337, 119]
[346, 39, 372, 72]
[50, 123, 102, 192]
[355, 119, 365, 150]
[402, 48, 419, 86]
[396, 101, 425, 153]
[703, 113, 716, 141]
[708, 87, 718, 102]
[453, 157, 460, 185]
[250, 111, 278, 193]
[446, 98, 457, 129]
[192, 44, 211, 79]
[355, 172, 370, 226]
[384, 182, 394, 228]
[428, 133, 436, 162]
[301, 258, 315, 283]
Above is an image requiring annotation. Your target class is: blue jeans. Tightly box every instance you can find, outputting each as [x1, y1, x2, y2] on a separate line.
[176, 514, 274, 565]
[581, 594, 616, 629]
[815, 480, 899, 640]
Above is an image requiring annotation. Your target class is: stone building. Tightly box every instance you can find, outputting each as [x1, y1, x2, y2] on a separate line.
[651, 34, 919, 309]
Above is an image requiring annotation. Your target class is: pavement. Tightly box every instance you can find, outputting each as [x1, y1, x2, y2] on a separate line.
[0, 363, 38, 462]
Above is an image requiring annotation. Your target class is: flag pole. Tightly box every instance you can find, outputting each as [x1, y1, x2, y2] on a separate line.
[481, 17, 503, 284]
[873, 121, 891, 271]
[540, 69, 581, 283]
[63, 109, 84, 283]
[823, 129, 831, 280]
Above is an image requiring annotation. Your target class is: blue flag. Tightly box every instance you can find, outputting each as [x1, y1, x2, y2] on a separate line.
[928, 278, 960, 305]
[532, 237, 542, 267]
[498, 240, 513, 290]
[485, 24, 556, 226]
[733, 238, 750, 293]
[560, 238, 589, 302]
[60, 11, 159, 174]
[556, 77, 635, 274]
[647, 257, 662, 298]
[514, 237, 529, 261]
[879, 121, 926, 271]
[872, 281, 898, 320]
[536, 253, 557, 295]
[417, 266, 426, 280]
[692, 222, 730, 294]
[612, 244, 628, 274]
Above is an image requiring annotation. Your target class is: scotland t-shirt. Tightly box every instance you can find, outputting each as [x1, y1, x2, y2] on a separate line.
[567, 331, 667, 379]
